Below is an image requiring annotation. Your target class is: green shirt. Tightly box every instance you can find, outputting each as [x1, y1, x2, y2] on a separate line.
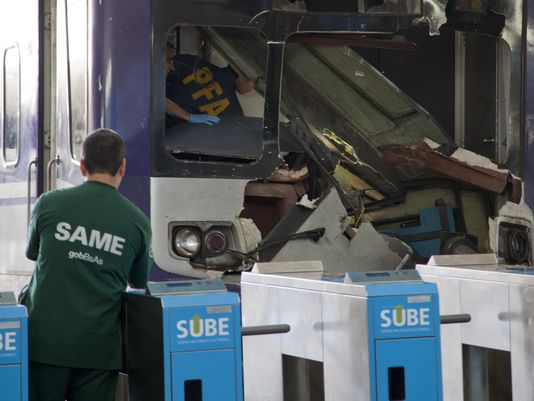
[23, 181, 152, 369]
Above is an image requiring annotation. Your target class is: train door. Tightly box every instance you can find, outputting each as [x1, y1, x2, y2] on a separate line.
[53, 0, 153, 209]
[53, 0, 88, 189]
[0, 1, 42, 291]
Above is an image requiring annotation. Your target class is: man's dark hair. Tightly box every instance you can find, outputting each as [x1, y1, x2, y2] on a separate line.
[82, 129, 125, 175]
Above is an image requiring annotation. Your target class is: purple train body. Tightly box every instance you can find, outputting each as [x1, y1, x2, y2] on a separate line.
[0, 0, 532, 293]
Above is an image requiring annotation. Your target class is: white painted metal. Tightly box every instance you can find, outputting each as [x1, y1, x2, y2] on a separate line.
[418, 259, 534, 401]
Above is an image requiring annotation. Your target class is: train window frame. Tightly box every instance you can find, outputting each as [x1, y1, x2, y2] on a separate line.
[2, 45, 21, 168]
[65, 0, 88, 165]
[271, 0, 424, 16]
[151, 12, 281, 179]
[151, 0, 428, 180]
[163, 26, 269, 164]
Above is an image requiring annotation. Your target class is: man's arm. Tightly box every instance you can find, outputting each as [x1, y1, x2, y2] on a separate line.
[25, 196, 43, 261]
[165, 97, 220, 125]
[128, 226, 153, 289]
[165, 97, 191, 121]
[235, 76, 255, 95]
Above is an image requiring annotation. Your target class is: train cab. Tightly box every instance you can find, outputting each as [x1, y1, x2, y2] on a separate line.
[0, 0, 531, 310]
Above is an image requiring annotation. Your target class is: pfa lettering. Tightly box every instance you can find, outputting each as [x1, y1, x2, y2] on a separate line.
[0, 332, 16, 351]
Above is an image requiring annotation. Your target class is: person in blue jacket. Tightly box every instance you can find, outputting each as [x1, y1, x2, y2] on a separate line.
[165, 42, 255, 127]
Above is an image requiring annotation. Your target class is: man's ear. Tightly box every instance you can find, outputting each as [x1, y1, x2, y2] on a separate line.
[118, 158, 126, 177]
[80, 159, 88, 177]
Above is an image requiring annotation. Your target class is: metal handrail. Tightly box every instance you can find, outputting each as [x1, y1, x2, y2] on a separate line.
[26, 158, 37, 228]
[46, 155, 60, 191]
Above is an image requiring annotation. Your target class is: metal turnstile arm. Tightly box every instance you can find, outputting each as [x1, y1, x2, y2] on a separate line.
[440, 314, 471, 324]
[241, 324, 291, 336]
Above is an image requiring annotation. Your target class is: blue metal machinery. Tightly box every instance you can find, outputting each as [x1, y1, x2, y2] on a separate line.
[123, 280, 243, 401]
[242, 268, 444, 401]
[0, 292, 28, 401]
[376, 204, 457, 257]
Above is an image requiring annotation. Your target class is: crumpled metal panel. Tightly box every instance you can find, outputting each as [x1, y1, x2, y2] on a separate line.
[380, 142, 522, 203]
[270, 188, 407, 271]
[207, 26, 451, 196]
[206, 0, 524, 196]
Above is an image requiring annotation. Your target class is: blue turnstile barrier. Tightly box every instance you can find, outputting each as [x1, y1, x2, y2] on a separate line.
[0, 292, 28, 401]
[124, 280, 243, 401]
[242, 268, 445, 401]
[346, 270, 443, 401]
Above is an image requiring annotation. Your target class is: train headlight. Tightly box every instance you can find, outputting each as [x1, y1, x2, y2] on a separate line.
[173, 228, 201, 258]
[205, 230, 227, 254]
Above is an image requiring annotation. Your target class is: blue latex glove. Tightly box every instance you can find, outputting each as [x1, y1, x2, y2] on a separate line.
[189, 114, 220, 125]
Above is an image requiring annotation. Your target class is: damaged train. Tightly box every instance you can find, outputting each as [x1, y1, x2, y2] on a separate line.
[0, 0, 533, 292]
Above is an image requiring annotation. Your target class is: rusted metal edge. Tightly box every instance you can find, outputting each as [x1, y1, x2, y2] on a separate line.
[379, 142, 522, 203]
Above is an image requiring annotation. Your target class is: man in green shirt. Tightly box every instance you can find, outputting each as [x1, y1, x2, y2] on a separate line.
[22, 129, 153, 401]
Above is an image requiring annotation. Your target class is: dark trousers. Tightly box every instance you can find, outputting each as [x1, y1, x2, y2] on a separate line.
[29, 361, 118, 401]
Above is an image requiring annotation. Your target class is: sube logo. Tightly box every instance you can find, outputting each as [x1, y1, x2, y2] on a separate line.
[176, 314, 230, 339]
[380, 305, 430, 328]
[0, 332, 17, 351]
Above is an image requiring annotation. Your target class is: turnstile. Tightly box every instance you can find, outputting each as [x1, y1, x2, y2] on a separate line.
[241, 268, 443, 401]
[0, 292, 28, 401]
[124, 280, 243, 401]
[417, 254, 534, 401]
